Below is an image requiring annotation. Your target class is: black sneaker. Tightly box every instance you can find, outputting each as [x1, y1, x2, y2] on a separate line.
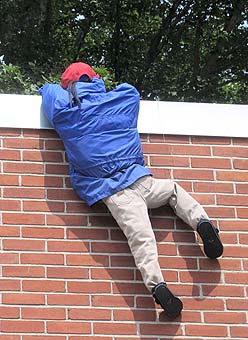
[152, 282, 183, 318]
[197, 219, 223, 259]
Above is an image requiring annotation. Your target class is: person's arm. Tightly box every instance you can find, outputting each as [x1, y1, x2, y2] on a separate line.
[39, 84, 69, 127]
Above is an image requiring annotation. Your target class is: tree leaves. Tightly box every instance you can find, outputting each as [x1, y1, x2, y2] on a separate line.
[0, 0, 247, 103]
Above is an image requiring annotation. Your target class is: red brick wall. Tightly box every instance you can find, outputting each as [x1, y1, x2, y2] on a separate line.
[0, 128, 248, 339]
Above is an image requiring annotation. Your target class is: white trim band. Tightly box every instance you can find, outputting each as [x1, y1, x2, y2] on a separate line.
[0, 94, 247, 138]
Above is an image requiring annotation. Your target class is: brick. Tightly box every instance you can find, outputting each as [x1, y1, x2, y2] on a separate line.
[173, 169, 214, 180]
[216, 170, 248, 182]
[233, 137, 248, 146]
[21, 175, 63, 187]
[4, 138, 43, 149]
[22, 280, 65, 292]
[21, 253, 64, 265]
[145, 144, 211, 156]
[192, 136, 231, 144]
[2, 293, 45, 305]
[223, 246, 248, 258]
[156, 230, 195, 243]
[219, 220, 248, 231]
[202, 285, 245, 297]
[0, 226, 20, 237]
[191, 157, 231, 169]
[113, 309, 156, 322]
[69, 308, 111, 320]
[213, 146, 248, 157]
[23, 200, 65, 212]
[69, 338, 112, 340]
[110, 255, 135, 268]
[159, 257, 197, 269]
[3, 266, 45, 278]
[68, 281, 111, 293]
[23, 129, 58, 139]
[236, 183, 248, 194]
[233, 158, 248, 169]
[47, 188, 79, 200]
[183, 298, 224, 310]
[0, 200, 21, 211]
[185, 324, 227, 337]
[66, 254, 109, 267]
[2, 213, 45, 225]
[23, 337, 65, 340]
[205, 206, 235, 218]
[66, 202, 93, 213]
[224, 272, 248, 284]
[47, 267, 89, 279]
[0, 279, 19, 291]
[193, 181, 234, 193]
[3, 162, 43, 174]
[45, 164, 69, 174]
[45, 139, 64, 150]
[230, 326, 248, 338]
[0, 128, 21, 136]
[47, 240, 89, 252]
[0, 149, 20, 160]
[240, 233, 248, 244]
[23, 150, 63, 162]
[47, 214, 87, 226]
[237, 207, 248, 218]
[217, 194, 248, 206]
[93, 322, 136, 335]
[204, 311, 246, 323]
[191, 193, 215, 205]
[180, 271, 222, 284]
[157, 243, 177, 255]
[150, 155, 190, 167]
[91, 241, 130, 254]
[199, 258, 241, 271]
[47, 321, 91, 334]
[1, 320, 44, 333]
[140, 323, 183, 336]
[3, 239, 45, 251]
[67, 227, 108, 240]
[0, 253, 19, 264]
[113, 282, 148, 295]
[0, 306, 20, 319]
[22, 307, 66, 320]
[0, 174, 19, 186]
[149, 168, 171, 178]
[3, 187, 45, 199]
[89, 215, 118, 227]
[227, 298, 248, 310]
[91, 268, 134, 281]
[47, 294, 89, 306]
[22, 226, 64, 239]
[92, 295, 134, 307]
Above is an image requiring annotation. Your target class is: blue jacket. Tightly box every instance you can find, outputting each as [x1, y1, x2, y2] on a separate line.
[39, 78, 151, 205]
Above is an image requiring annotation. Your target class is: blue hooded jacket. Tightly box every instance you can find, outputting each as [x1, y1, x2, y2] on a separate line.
[39, 78, 151, 205]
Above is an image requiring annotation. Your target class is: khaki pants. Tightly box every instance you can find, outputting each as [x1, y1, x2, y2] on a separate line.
[103, 175, 208, 292]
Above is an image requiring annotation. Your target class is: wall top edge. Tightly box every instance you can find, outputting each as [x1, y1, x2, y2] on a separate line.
[0, 94, 247, 138]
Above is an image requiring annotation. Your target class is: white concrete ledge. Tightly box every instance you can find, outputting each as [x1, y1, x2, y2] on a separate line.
[0, 94, 247, 138]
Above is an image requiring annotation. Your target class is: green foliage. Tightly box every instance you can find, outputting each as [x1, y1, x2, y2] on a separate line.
[0, 0, 247, 103]
[0, 63, 36, 94]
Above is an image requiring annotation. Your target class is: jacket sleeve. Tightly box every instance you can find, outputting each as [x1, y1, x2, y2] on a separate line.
[39, 84, 69, 127]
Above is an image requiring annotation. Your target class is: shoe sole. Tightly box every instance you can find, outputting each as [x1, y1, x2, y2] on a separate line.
[197, 221, 223, 259]
[153, 285, 183, 318]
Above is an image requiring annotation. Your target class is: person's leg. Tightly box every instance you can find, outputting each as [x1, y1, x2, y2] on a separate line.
[135, 176, 208, 229]
[103, 182, 183, 318]
[135, 176, 223, 258]
[103, 187, 163, 291]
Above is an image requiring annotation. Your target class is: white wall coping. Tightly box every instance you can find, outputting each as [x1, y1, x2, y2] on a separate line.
[0, 93, 247, 138]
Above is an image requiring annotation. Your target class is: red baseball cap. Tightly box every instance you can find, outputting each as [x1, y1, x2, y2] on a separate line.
[61, 62, 100, 89]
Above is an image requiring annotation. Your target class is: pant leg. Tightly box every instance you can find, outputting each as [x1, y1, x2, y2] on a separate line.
[135, 176, 209, 230]
[103, 187, 164, 292]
